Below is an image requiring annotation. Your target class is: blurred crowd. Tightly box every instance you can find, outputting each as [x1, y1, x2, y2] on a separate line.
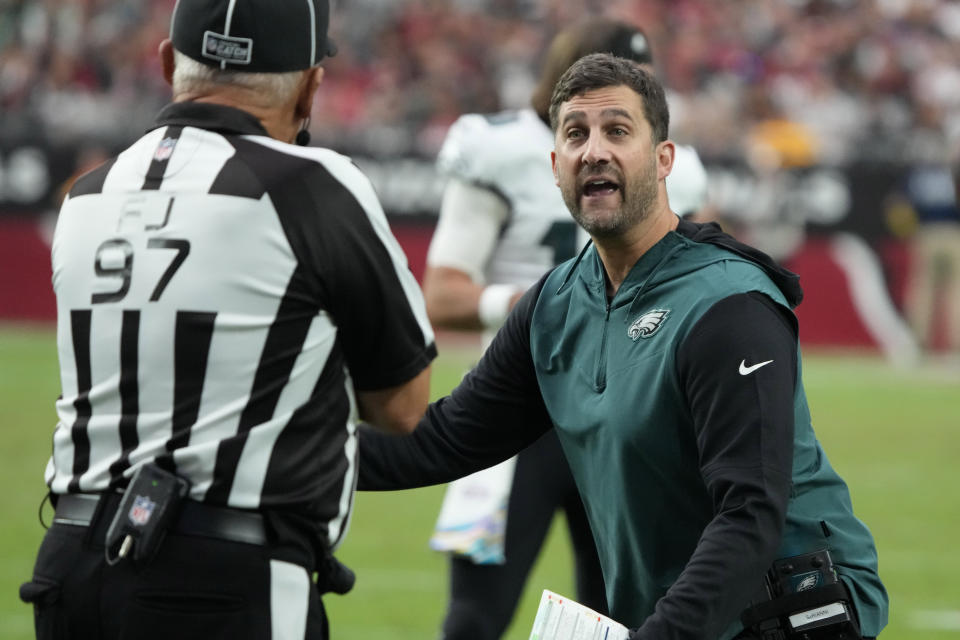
[2, 0, 959, 166]
[1, 0, 957, 356]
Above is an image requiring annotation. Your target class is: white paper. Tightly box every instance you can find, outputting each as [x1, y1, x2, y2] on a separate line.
[529, 590, 631, 640]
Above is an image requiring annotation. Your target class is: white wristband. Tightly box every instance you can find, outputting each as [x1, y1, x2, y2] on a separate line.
[478, 284, 522, 329]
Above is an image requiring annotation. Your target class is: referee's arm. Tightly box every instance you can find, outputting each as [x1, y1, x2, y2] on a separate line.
[356, 368, 431, 435]
[276, 151, 437, 436]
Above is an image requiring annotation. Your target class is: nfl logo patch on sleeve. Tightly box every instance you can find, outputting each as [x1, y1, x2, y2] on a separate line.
[153, 137, 177, 162]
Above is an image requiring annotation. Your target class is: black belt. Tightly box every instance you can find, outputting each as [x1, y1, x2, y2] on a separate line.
[54, 493, 267, 546]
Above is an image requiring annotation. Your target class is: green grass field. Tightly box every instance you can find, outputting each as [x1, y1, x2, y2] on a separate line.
[1, 322, 958, 639]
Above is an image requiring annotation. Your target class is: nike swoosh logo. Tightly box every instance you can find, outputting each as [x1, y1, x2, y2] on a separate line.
[739, 359, 774, 375]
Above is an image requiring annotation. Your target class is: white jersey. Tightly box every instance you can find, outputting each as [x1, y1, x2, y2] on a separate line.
[430, 108, 708, 293]
[433, 109, 580, 288]
[669, 144, 708, 217]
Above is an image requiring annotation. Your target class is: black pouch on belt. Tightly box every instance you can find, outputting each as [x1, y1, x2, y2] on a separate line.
[741, 549, 862, 640]
[316, 550, 356, 595]
[104, 463, 191, 566]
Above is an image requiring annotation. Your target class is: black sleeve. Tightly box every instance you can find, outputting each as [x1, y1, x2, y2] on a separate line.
[632, 291, 797, 640]
[316, 181, 436, 391]
[357, 275, 555, 490]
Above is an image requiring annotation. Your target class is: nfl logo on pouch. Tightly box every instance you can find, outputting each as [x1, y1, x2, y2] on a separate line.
[128, 495, 156, 527]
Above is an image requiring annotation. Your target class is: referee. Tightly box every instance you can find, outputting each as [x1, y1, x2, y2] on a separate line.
[19, 1, 436, 638]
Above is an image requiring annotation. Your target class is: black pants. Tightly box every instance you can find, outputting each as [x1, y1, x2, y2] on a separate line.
[440, 430, 607, 640]
[21, 503, 328, 639]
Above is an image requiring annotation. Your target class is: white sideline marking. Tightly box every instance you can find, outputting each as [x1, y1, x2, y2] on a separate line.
[910, 610, 960, 631]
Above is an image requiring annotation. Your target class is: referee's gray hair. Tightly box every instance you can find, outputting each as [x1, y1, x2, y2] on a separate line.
[172, 50, 305, 104]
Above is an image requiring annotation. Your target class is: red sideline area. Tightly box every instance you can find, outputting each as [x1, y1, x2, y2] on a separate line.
[0, 218, 56, 322]
[1, 218, 913, 353]
[785, 239, 876, 347]
[785, 237, 913, 349]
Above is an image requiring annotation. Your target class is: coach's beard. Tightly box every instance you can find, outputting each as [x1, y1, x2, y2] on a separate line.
[562, 161, 659, 239]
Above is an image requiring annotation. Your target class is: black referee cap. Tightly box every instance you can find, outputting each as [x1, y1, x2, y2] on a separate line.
[170, 0, 337, 73]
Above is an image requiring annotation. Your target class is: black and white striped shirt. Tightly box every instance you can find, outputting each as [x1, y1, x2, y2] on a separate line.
[47, 102, 436, 549]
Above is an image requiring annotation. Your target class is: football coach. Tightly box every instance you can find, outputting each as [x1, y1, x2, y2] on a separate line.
[357, 54, 887, 640]
[20, 1, 436, 638]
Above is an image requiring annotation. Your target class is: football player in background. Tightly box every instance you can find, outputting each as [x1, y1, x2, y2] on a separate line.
[422, 18, 707, 640]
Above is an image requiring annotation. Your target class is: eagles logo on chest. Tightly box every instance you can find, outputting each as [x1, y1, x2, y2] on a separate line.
[628, 309, 670, 340]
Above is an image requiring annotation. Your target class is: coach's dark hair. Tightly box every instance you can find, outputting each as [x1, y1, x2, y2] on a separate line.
[548, 53, 669, 144]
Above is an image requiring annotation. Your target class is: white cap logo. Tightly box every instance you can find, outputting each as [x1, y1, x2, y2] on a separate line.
[202, 31, 253, 66]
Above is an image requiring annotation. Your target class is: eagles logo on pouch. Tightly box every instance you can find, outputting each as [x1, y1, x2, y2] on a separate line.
[795, 572, 822, 592]
[628, 309, 670, 340]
